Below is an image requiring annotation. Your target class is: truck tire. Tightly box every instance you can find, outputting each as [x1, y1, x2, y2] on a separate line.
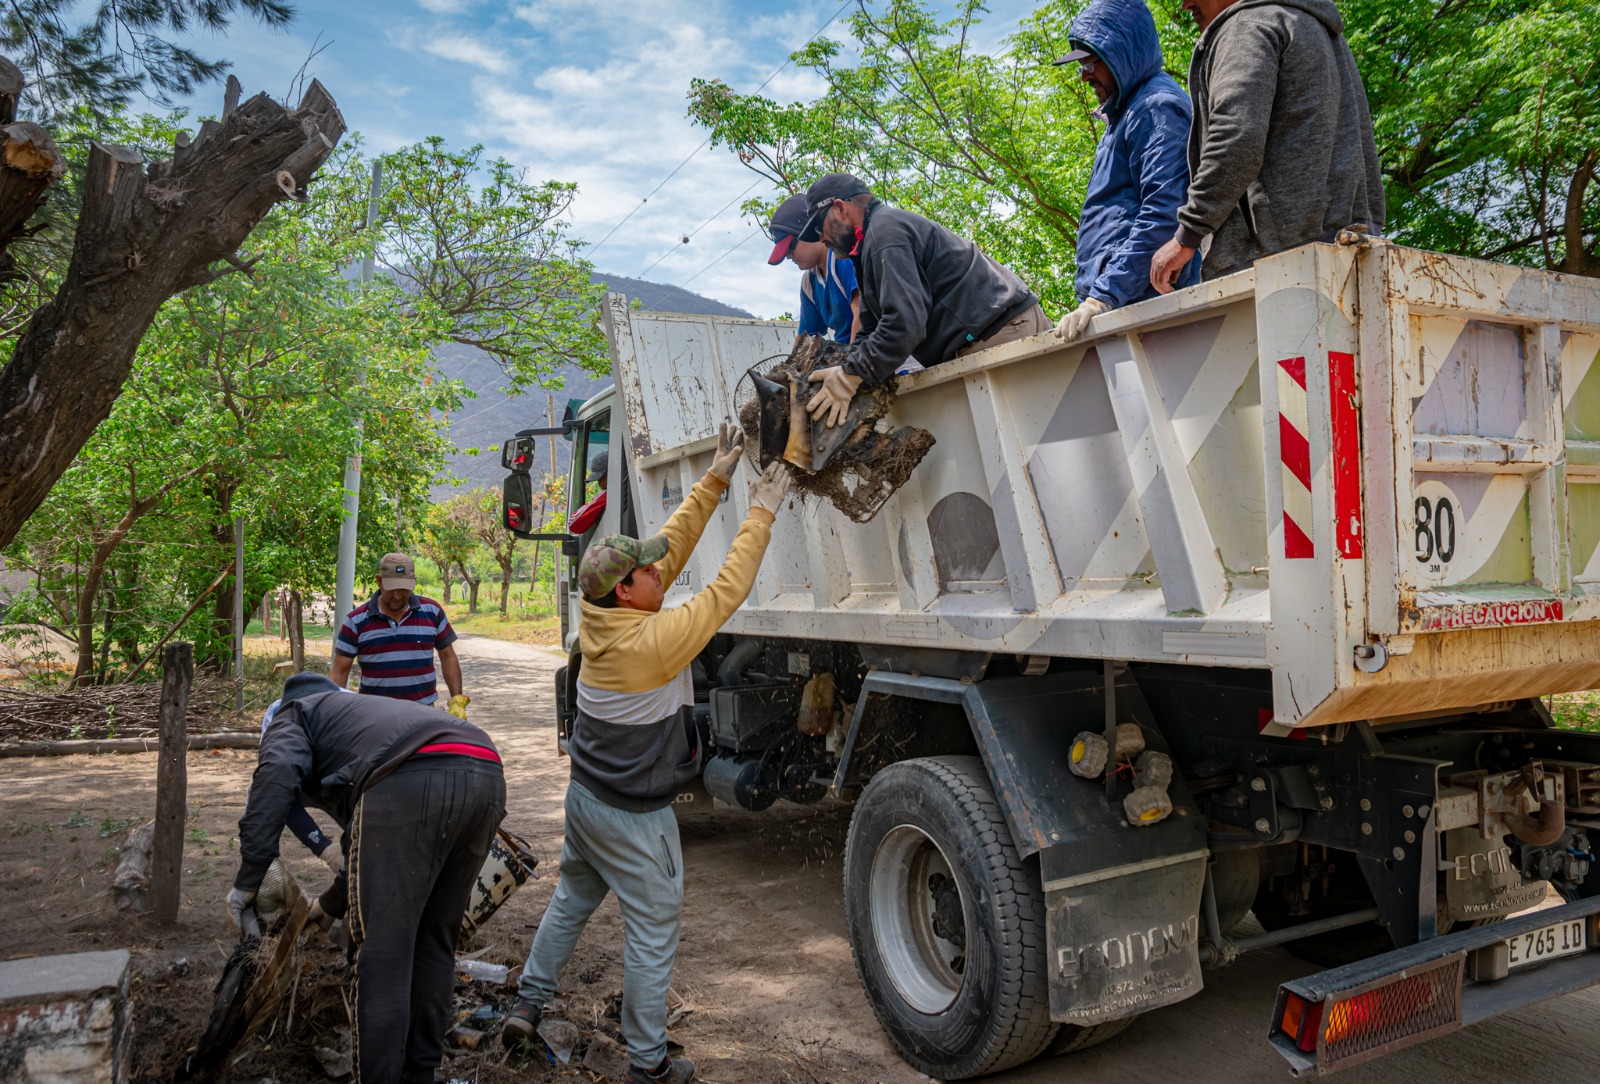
[1043, 1015, 1134, 1056]
[843, 755, 1058, 1078]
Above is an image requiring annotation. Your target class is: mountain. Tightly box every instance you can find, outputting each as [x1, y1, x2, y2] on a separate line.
[430, 274, 754, 500]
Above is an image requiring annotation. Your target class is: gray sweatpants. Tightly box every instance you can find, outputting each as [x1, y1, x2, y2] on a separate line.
[518, 780, 684, 1071]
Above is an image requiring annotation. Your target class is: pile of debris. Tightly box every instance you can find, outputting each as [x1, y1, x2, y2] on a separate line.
[0, 678, 235, 744]
[739, 334, 935, 523]
[232, 950, 693, 1081]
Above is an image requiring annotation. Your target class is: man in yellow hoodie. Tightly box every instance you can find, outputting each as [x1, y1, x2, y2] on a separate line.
[503, 424, 791, 1084]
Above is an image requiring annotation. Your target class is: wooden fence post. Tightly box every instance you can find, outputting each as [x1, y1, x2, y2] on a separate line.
[149, 641, 193, 924]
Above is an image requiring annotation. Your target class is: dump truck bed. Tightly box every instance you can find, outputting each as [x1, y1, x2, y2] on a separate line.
[604, 241, 1600, 728]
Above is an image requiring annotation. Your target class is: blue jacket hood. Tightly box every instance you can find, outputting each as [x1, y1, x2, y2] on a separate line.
[1069, 0, 1166, 118]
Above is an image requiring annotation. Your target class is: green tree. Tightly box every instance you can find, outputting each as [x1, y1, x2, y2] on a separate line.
[4, 135, 456, 682]
[1, 0, 294, 120]
[1346, 0, 1599, 275]
[371, 139, 611, 391]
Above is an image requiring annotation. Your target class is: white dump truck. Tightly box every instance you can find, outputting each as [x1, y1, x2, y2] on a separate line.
[500, 239, 1600, 1078]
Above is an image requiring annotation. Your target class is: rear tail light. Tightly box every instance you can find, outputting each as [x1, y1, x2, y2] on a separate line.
[1279, 991, 1323, 1052]
[1277, 955, 1462, 1070]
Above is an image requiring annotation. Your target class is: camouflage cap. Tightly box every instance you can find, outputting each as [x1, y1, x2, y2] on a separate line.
[578, 532, 670, 600]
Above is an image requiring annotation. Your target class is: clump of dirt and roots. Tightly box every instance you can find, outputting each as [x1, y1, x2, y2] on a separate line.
[738, 335, 935, 523]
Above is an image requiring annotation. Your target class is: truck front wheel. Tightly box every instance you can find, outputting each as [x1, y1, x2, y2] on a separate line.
[843, 755, 1060, 1078]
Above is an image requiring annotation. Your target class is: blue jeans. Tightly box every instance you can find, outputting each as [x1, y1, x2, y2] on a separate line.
[518, 781, 684, 1070]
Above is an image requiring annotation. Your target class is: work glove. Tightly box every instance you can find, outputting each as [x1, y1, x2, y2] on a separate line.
[749, 461, 793, 515]
[708, 421, 745, 482]
[1053, 297, 1109, 343]
[226, 888, 256, 931]
[307, 897, 335, 932]
[805, 366, 864, 429]
[446, 693, 471, 720]
[320, 848, 344, 876]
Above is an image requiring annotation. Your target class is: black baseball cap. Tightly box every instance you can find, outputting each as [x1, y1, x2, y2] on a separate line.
[799, 173, 871, 242]
[766, 194, 809, 265]
[1053, 46, 1093, 65]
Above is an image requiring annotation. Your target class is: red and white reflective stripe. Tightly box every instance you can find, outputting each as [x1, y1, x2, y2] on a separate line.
[1277, 357, 1314, 559]
[1329, 351, 1363, 559]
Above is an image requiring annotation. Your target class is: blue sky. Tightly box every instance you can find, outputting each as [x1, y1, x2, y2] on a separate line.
[156, 0, 1036, 319]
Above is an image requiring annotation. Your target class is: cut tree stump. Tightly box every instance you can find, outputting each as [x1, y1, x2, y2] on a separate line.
[111, 822, 154, 913]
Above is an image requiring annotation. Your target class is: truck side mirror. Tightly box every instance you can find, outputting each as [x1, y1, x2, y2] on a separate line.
[501, 424, 573, 471]
[502, 470, 579, 546]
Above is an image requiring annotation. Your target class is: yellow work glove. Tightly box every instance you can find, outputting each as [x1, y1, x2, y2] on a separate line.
[446, 694, 471, 720]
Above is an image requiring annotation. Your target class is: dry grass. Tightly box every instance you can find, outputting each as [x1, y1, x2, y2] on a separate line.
[449, 609, 562, 648]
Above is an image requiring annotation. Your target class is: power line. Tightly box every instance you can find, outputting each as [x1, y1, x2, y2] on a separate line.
[678, 230, 761, 289]
[636, 177, 764, 280]
[585, 0, 855, 259]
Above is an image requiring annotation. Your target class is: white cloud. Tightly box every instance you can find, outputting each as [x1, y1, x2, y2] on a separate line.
[417, 0, 472, 11]
[417, 32, 515, 74]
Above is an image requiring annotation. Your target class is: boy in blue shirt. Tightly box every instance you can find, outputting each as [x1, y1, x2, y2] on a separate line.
[767, 194, 859, 344]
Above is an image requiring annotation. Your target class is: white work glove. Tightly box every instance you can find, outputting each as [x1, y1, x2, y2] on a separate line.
[320, 848, 344, 875]
[1053, 297, 1109, 342]
[708, 421, 746, 482]
[805, 366, 864, 429]
[749, 461, 793, 515]
[226, 888, 256, 931]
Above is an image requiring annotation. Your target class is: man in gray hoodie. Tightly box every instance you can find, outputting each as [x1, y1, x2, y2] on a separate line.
[1149, 0, 1384, 290]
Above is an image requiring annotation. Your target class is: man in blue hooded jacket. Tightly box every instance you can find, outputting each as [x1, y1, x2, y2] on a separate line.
[1053, 0, 1200, 342]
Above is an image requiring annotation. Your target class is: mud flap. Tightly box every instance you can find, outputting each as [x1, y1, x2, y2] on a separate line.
[1042, 847, 1208, 1024]
[833, 669, 1211, 1024]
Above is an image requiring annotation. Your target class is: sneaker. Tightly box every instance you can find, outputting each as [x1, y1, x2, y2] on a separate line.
[500, 997, 542, 1049]
[625, 1057, 696, 1084]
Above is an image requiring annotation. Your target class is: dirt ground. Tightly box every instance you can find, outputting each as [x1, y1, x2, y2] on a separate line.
[4, 634, 1600, 1084]
[0, 635, 918, 1084]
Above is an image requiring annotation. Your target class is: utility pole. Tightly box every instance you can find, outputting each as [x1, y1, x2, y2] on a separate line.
[232, 516, 244, 710]
[333, 161, 383, 654]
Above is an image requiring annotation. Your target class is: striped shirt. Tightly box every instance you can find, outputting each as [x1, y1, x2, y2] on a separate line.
[335, 594, 457, 703]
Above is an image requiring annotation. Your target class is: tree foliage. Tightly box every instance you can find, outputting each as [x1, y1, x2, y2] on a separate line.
[1, 0, 294, 120]
[689, 0, 1599, 311]
[372, 139, 609, 392]
[4, 138, 456, 678]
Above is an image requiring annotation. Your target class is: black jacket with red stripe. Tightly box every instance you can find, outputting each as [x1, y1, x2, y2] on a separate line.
[234, 691, 498, 893]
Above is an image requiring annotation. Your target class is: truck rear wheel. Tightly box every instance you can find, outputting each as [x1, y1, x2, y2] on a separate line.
[843, 756, 1062, 1078]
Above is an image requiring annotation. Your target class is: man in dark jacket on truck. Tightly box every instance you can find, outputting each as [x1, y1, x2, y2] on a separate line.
[797, 173, 1046, 427]
[1053, 0, 1200, 341]
[227, 672, 505, 1084]
[1149, 0, 1385, 291]
[502, 426, 792, 1084]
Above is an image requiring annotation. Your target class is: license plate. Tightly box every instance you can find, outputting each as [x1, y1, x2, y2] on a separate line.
[1506, 918, 1587, 969]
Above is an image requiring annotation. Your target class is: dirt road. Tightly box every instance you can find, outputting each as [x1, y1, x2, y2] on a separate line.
[465, 635, 1600, 1084]
[2, 634, 1597, 1081]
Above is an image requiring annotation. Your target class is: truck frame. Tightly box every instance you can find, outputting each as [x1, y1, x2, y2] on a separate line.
[501, 239, 1600, 1077]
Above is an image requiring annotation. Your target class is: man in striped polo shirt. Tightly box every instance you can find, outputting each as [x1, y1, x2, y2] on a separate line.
[331, 552, 467, 712]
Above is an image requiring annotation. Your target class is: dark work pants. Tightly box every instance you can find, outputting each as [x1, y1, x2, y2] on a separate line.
[347, 755, 505, 1084]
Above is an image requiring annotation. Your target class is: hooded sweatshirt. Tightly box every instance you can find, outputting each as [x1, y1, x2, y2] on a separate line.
[1175, 0, 1385, 278]
[842, 202, 1039, 385]
[1071, 0, 1201, 307]
[570, 472, 776, 811]
[235, 691, 498, 896]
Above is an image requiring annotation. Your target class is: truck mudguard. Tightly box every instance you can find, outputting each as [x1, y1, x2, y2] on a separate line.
[834, 668, 1209, 1022]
